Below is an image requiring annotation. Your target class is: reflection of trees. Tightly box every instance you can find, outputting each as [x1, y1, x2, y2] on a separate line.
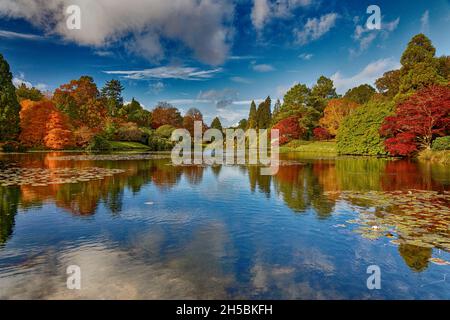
[398, 244, 432, 272]
[0, 186, 20, 244]
[273, 164, 334, 218]
[335, 157, 387, 191]
[382, 160, 444, 191]
[247, 166, 271, 197]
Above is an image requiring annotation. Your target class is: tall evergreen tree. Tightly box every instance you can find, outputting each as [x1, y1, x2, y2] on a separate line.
[101, 79, 124, 117]
[257, 96, 272, 129]
[309, 76, 338, 113]
[272, 99, 282, 123]
[210, 117, 223, 131]
[0, 54, 20, 141]
[398, 34, 446, 95]
[247, 100, 258, 129]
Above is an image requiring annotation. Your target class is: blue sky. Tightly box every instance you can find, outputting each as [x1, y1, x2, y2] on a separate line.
[0, 0, 449, 126]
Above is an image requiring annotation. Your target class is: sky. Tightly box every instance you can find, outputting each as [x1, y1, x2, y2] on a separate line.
[0, 0, 449, 126]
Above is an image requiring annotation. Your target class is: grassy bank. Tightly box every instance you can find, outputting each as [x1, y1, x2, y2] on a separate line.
[109, 141, 150, 151]
[418, 149, 450, 165]
[280, 140, 337, 155]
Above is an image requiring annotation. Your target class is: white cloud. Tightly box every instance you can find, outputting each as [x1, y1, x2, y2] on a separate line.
[253, 64, 275, 72]
[331, 58, 400, 94]
[350, 17, 400, 56]
[0, 0, 234, 65]
[295, 13, 339, 45]
[251, 0, 315, 30]
[421, 10, 430, 33]
[149, 81, 165, 94]
[103, 66, 222, 81]
[0, 29, 43, 40]
[251, 0, 271, 30]
[13, 73, 48, 91]
[299, 53, 313, 60]
[230, 76, 252, 84]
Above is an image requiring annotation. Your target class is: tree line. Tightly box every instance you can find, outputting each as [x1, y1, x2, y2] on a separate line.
[0, 33, 449, 156]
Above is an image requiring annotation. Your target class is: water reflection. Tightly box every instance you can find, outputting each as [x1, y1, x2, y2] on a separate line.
[0, 152, 449, 298]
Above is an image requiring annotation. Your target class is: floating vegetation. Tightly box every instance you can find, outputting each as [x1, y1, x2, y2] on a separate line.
[47, 154, 170, 161]
[327, 190, 450, 252]
[0, 167, 126, 187]
[429, 257, 450, 266]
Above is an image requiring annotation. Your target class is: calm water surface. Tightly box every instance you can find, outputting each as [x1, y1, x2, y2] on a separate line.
[0, 152, 449, 299]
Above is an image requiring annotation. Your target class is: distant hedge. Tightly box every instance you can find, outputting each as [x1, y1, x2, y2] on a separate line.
[337, 99, 395, 156]
[432, 136, 450, 151]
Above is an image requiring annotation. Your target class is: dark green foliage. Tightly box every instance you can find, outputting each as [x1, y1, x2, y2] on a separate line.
[398, 34, 446, 95]
[0, 186, 20, 244]
[309, 76, 338, 113]
[337, 98, 395, 156]
[345, 84, 376, 104]
[0, 54, 21, 141]
[432, 136, 450, 151]
[247, 100, 257, 129]
[101, 79, 124, 116]
[210, 117, 223, 131]
[376, 70, 401, 97]
[155, 125, 176, 139]
[147, 135, 174, 151]
[257, 96, 272, 129]
[15, 83, 44, 102]
[121, 98, 152, 127]
[86, 134, 112, 152]
[277, 84, 310, 122]
[237, 118, 248, 130]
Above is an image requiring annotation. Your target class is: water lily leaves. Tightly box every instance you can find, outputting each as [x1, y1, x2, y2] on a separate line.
[47, 154, 170, 161]
[0, 167, 126, 187]
[338, 190, 450, 252]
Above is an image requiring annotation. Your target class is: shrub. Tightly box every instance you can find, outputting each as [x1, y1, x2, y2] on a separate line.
[155, 125, 176, 139]
[117, 122, 145, 142]
[148, 135, 173, 151]
[74, 126, 96, 148]
[337, 98, 395, 156]
[432, 136, 450, 151]
[313, 127, 332, 141]
[1, 141, 26, 152]
[272, 116, 304, 145]
[86, 135, 111, 152]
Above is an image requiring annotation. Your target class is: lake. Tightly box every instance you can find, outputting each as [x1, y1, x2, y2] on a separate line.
[0, 152, 449, 299]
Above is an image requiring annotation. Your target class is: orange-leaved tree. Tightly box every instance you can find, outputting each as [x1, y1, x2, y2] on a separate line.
[19, 100, 55, 147]
[319, 98, 360, 137]
[44, 110, 75, 150]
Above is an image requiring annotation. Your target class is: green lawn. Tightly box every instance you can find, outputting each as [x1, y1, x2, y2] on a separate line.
[109, 141, 151, 151]
[280, 140, 337, 155]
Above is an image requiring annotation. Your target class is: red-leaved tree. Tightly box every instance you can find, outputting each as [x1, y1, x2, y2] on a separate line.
[272, 116, 305, 145]
[313, 127, 332, 141]
[380, 85, 450, 156]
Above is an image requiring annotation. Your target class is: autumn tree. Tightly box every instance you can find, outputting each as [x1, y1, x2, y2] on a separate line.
[0, 53, 20, 141]
[151, 102, 183, 129]
[101, 79, 124, 117]
[44, 111, 75, 150]
[19, 100, 55, 147]
[257, 96, 272, 129]
[53, 76, 106, 128]
[319, 98, 360, 137]
[183, 108, 205, 136]
[272, 116, 304, 145]
[210, 117, 223, 131]
[19, 100, 74, 149]
[380, 85, 450, 156]
[313, 127, 332, 141]
[344, 84, 376, 104]
[247, 100, 258, 129]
